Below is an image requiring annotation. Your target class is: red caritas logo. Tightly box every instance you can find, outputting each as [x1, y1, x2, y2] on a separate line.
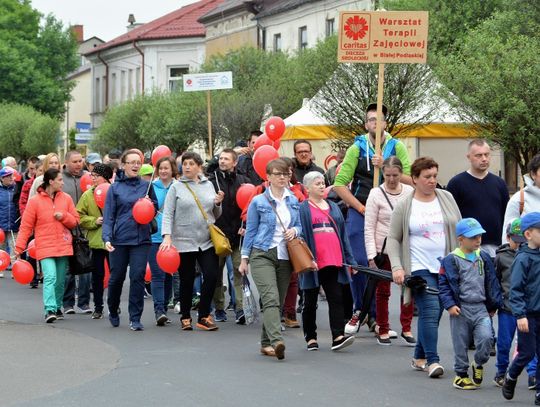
[344, 16, 369, 40]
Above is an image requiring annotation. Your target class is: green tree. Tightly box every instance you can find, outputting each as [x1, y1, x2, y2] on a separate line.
[0, 103, 59, 159]
[436, 10, 540, 171]
[0, 0, 79, 119]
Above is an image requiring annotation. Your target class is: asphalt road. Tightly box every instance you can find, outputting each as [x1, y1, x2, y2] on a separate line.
[0, 274, 536, 407]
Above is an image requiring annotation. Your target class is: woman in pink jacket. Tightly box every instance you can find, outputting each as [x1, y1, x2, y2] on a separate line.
[16, 168, 79, 323]
[364, 156, 415, 346]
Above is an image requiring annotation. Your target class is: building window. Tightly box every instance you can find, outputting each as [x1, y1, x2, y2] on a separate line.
[111, 73, 117, 105]
[299, 26, 308, 50]
[128, 69, 133, 99]
[120, 70, 126, 102]
[168, 66, 189, 92]
[102, 76, 107, 108]
[326, 18, 335, 37]
[135, 67, 141, 95]
[95, 78, 100, 112]
[274, 34, 282, 52]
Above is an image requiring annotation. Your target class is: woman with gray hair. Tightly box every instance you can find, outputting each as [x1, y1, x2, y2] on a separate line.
[298, 171, 356, 351]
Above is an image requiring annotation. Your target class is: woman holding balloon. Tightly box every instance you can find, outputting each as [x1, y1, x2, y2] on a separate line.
[76, 163, 113, 320]
[102, 149, 158, 331]
[15, 168, 80, 323]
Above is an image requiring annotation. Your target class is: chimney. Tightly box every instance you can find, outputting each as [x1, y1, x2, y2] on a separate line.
[71, 25, 84, 43]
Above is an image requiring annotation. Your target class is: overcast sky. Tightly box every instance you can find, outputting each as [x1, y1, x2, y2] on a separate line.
[31, 0, 198, 42]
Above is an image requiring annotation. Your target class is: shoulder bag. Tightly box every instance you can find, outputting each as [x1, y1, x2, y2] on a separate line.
[69, 225, 95, 275]
[184, 183, 232, 257]
[373, 186, 393, 269]
[265, 195, 315, 274]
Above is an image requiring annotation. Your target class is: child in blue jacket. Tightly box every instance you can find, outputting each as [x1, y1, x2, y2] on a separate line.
[502, 212, 540, 404]
[439, 218, 502, 390]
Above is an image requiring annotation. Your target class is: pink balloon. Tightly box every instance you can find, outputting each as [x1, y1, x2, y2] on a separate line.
[253, 145, 279, 181]
[253, 133, 272, 151]
[132, 198, 155, 224]
[80, 173, 93, 192]
[12, 260, 34, 284]
[94, 183, 110, 209]
[265, 117, 286, 141]
[151, 145, 172, 166]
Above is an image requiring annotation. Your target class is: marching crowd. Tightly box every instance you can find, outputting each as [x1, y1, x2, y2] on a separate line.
[1, 103, 540, 404]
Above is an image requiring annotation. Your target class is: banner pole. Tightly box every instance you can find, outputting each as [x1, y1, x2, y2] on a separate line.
[207, 90, 213, 158]
[373, 63, 385, 187]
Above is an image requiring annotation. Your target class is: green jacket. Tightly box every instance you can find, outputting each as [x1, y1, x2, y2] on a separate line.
[76, 187, 105, 250]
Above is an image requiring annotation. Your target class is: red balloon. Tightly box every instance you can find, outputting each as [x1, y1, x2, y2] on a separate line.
[156, 246, 180, 274]
[273, 138, 281, 150]
[104, 258, 110, 289]
[12, 259, 34, 284]
[80, 173, 93, 192]
[0, 228, 4, 244]
[0, 250, 10, 271]
[13, 170, 22, 182]
[94, 183, 110, 209]
[253, 145, 279, 181]
[265, 116, 286, 141]
[236, 184, 256, 210]
[151, 145, 172, 166]
[145, 263, 152, 282]
[253, 133, 272, 151]
[132, 198, 155, 224]
[27, 239, 37, 258]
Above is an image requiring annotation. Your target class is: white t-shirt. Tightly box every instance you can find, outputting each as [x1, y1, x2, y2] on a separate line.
[409, 198, 446, 274]
[269, 188, 291, 260]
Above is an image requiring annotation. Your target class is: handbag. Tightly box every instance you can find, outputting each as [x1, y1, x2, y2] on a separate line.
[184, 183, 232, 257]
[264, 195, 316, 274]
[69, 225, 95, 275]
[373, 186, 394, 269]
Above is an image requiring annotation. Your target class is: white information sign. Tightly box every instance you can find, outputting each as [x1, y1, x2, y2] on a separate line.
[183, 71, 233, 92]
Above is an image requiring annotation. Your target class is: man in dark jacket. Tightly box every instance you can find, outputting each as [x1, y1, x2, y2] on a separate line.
[236, 130, 264, 186]
[292, 140, 324, 183]
[0, 167, 20, 277]
[208, 148, 249, 324]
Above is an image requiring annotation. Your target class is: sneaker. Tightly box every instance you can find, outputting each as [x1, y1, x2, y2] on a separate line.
[215, 310, 227, 322]
[536, 393, 540, 406]
[45, 311, 57, 323]
[376, 335, 391, 346]
[401, 332, 417, 347]
[344, 311, 362, 335]
[502, 374, 517, 400]
[274, 341, 286, 360]
[307, 341, 319, 351]
[411, 359, 427, 371]
[29, 282, 38, 288]
[55, 309, 64, 320]
[331, 335, 355, 351]
[79, 305, 92, 314]
[283, 317, 300, 328]
[108, 313, 120, 327]
[64, 307, 75, 315]
[174, 302, 181, 314]
[453, 376, 477, 390]
[181, 318, 193, 331]
[493, 375, 505, 387]
[92, 311, 103, 319]
[226, 302, 235, 311]
[530, 375, 537, 390]
[471, 362, 483, 386]
[130, 321, 144, 331]
[156, 313, 168, 326]
[196, 315, 218, 331]
[0, 272, 4, 278]
[428, 363, 445, 378]
[367, 317, 377, 332]
[235, 310, 246, 325]
[374, 325, 398, 338]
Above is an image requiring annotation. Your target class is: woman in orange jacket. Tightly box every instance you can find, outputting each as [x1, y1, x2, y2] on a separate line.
[16, 168, 79, 323]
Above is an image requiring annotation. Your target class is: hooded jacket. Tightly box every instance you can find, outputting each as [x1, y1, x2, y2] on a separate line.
[101, 170, 158, 246]
[495, 243, 518, 312]
[15, 189, 79, 260]
[0, 181, 19, 232]
[510, 245, 540, 319]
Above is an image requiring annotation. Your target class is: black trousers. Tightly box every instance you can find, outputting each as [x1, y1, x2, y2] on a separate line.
[179, 247, 219, 321]
[302, 266, 346, 341]
[91, 249, 108, 312]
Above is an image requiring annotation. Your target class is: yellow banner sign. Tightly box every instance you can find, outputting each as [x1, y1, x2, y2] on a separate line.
[338, 11, 429, 64]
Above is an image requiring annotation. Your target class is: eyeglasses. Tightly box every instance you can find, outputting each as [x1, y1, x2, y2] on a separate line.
[125, 161, 142, 166]
[270, 172, 290, 178]
[367, 117, 386, 123]
[295, 150, 311, 155]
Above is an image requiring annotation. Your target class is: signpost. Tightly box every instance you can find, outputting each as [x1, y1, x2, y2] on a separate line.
[338, 11, 429, 186]
[183, 71, 233, 157]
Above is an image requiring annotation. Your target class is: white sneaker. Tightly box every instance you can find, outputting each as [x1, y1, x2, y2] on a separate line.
[0, 272, 4, 278]
[344, 311, 361, 335]
[173, 302, 181, 314]
[374, 325, 398, 338]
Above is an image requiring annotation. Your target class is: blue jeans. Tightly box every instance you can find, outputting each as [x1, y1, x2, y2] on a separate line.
[107, 244, 150, 323]
[412, 269, 442, 365]
[345, 208, 375, 315]
[149, 243, 172, 316]
[508, 315, 540, 390]
[63, 270, 91, 308]
[498, 310, 538, 377]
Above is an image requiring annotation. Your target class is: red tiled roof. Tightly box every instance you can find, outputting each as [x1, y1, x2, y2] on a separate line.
[86, 0, 224, 55]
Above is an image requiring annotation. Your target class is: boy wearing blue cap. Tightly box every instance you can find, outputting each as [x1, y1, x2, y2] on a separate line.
[502, 212, 540, 404]
[439, 218, 502, 390]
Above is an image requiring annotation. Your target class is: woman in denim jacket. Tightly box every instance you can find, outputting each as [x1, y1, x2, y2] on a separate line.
[239, 159, 302, 361]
